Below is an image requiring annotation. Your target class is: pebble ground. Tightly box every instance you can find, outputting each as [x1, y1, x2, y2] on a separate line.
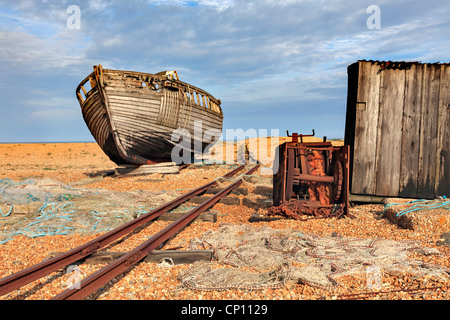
[0, 142, 448, 300]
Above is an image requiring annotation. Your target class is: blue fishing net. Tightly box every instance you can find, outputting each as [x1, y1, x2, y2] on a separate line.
[0, 178, 182, 244]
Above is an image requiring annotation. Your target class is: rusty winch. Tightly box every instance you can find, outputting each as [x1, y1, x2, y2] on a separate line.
[269, 130, 350, 220]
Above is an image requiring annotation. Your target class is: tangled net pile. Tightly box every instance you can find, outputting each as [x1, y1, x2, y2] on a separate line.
[179, 224, 450, 291]
[0, 178, 181, 244]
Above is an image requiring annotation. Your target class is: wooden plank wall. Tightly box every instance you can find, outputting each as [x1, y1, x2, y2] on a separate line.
[350, 62, 380, 195]
[347, 61, 449, 198]
[375, 67, 405, 196]
[399, 64, 423, 197]
[418, 65, 441, 198]
[437, 65, 450, 196]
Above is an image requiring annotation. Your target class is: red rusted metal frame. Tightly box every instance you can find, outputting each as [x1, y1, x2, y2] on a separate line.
[52, 164, 260, 300]
[296, 174, 334, 183]
[0, 165, 245, 297]
[287, 145, 336, 150]
[272, 131, 350, 219]
[287, 129, 315, 143]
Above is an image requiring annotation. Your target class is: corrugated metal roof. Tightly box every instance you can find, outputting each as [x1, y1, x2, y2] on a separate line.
[356, 59, 449, 70]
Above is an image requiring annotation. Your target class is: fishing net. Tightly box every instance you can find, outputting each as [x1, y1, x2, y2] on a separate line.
[0, 178, 183, 244]
[179, 224, 450, 291]
[383, 197, 450, 231]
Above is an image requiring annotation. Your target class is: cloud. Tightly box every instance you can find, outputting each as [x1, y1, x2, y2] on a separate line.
[0, 30, 90, 72]
[31, 108, 79, 120]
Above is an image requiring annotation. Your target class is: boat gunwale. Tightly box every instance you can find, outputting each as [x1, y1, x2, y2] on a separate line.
[76, 67, 223, 118]
[102, 68, 223, 111]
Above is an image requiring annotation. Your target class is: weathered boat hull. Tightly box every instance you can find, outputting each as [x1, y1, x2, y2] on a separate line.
[76, 66, 223, 165]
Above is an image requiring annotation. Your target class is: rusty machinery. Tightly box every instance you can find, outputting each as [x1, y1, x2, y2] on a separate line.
[269, 130, 350, 220]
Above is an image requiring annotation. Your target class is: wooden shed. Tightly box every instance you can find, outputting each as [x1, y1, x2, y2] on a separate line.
[344, 60, 449, 199]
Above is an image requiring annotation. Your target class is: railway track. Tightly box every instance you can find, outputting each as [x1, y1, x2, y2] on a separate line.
[0, 163, 259, 300]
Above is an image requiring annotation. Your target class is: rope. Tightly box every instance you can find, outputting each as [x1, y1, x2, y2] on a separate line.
[0, 205, 13, 217]
[209, 208, 228, 217]
[383, 197, 450, 217]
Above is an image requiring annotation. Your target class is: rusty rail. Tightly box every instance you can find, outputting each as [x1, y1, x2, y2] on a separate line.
[52, 164, 260, 300]
[0, 165, 246, 297]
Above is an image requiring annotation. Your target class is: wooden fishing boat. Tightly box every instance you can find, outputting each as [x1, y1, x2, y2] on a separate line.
[76, 65, 223, 165]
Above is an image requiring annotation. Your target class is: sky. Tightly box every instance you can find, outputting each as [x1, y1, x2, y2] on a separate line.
[0, 0, 449, 142]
